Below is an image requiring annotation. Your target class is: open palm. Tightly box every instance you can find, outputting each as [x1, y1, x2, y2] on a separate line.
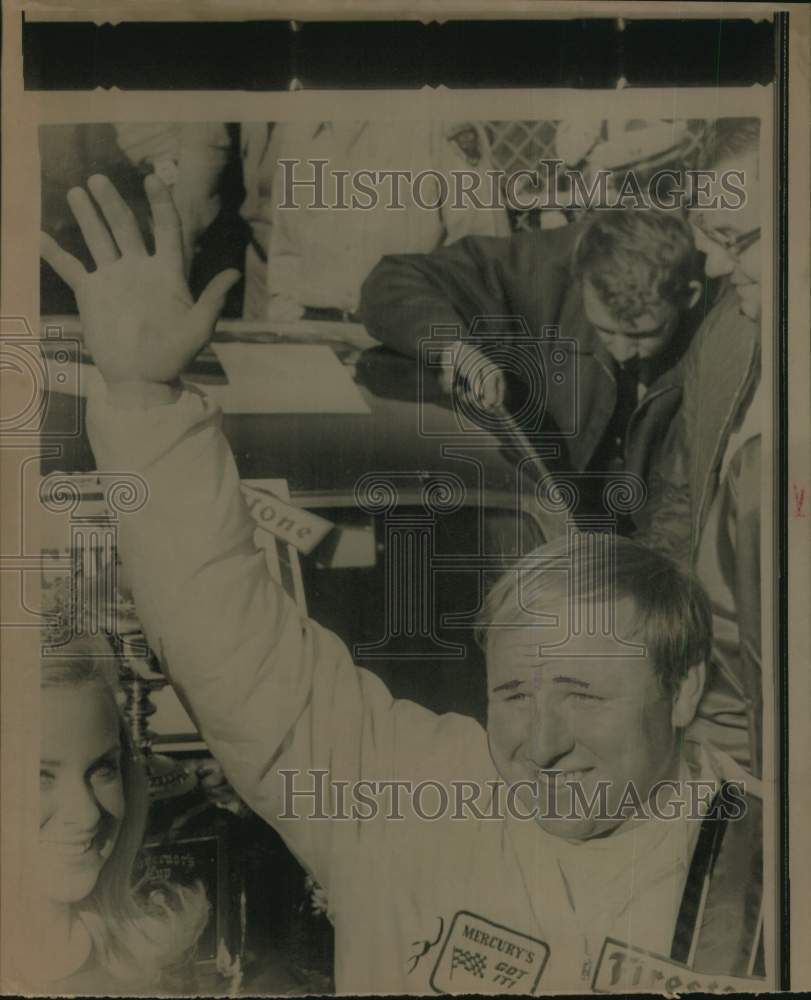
[41, 173, 240, 387]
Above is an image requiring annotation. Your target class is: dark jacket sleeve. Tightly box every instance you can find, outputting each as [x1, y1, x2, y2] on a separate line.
[728, 437, 762, 775]
[633, 407, 694, 566]
[357, 234, 519, 358]
[358, 224, 586, 360]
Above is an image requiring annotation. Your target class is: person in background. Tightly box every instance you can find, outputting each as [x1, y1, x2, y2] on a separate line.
[359, 208, 703, 514]
[116, 120, 509, 321]
[555, 117, 697, 217]
[40, 124, 158, 314]
[114, 122, 259, 317]
[9, 638, 208, 996]
[637, 118, 763, 774]
[266, 119, 510, 321]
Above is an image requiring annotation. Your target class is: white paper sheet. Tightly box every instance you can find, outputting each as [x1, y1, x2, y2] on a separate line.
[204, 343, 370, 414]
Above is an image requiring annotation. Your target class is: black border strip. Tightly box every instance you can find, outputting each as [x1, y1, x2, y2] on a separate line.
[23, 5, 789, 988]
[22, 15, 775, 90]
[774, 9, 790, 992]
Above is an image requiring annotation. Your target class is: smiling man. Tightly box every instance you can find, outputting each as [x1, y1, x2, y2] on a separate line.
[484, 563, 707, 843]
[358, 208, 703, 512]
[41, 171, 765, 994]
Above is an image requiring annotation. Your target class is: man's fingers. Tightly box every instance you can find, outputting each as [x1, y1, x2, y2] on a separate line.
[438, 364, 455, 395]
[480, 367, 506, 409]
[195, 268, 242, 319]
[66, 187, 119, 267]
[468, 372, 499, 410]
[144, 172, 183, 267]
[87, 174, 147, 257]
[40, 232, 87, 289]
[184, 268, 242, 352]
[454, 346, 505, 411]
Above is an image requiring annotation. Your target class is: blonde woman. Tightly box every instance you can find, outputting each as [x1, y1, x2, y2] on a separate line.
[12, 638, 209, 995]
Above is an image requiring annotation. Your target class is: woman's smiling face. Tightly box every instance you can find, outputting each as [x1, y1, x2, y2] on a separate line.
[39, 684, 126, 905]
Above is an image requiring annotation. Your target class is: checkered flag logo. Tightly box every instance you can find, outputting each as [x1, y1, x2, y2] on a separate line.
[451, 946, 487, 979]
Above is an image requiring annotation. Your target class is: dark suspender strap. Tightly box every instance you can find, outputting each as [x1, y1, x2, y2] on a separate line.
[752, 912, 765, 978]
[692, 792, 764, 977]
[303, 306, 358, 323]
[249, 233, 268, 263]
[670, 790, 728, 964]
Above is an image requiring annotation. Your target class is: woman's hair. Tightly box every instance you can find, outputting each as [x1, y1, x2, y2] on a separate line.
[571, 209, 695, 324]
[40, 637, 209, 987]
[478, 534, 712, 699]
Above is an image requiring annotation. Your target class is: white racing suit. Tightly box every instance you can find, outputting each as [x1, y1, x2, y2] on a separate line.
[86, 387, 765, 995]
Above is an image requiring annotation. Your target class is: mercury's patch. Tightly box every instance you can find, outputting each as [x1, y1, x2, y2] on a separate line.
[430, 910, 550, 994]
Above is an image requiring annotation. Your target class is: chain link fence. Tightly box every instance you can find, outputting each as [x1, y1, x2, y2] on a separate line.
[485, 119, 712, 230]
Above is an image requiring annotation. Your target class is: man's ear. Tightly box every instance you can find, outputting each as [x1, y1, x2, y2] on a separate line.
[684, 279, 702, 311]
[671, 660, 706, 728]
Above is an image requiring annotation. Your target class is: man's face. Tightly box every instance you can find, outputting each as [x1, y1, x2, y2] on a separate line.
[691, 151, 761, 321]
[582, 279, 681, 364]
[486, 596, 685, 840]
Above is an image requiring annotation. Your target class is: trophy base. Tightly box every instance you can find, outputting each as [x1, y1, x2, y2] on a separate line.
[145, 751, 199, 800]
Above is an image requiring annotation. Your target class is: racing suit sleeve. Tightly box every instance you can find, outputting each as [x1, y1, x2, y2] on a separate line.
[86, 387, 482, 894]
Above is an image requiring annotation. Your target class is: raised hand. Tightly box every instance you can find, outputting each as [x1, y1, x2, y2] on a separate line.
[41, 173, 241, 390]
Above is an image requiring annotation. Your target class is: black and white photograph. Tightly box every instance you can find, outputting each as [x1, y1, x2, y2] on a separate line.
[1, 4, 809, 997]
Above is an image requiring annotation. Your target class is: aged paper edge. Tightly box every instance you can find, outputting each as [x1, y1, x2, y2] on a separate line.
[1, 1, 808, 993]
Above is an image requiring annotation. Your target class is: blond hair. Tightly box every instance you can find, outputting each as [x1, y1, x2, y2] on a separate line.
[479, 534, 712, 698]
[41, 638, 209, 988]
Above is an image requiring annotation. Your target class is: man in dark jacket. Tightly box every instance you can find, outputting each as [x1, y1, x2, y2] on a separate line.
[358, 209, 703, 516]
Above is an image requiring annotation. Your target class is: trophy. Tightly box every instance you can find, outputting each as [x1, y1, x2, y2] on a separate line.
[111, 601, 199, 802]
[39, 471, 197, 801]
